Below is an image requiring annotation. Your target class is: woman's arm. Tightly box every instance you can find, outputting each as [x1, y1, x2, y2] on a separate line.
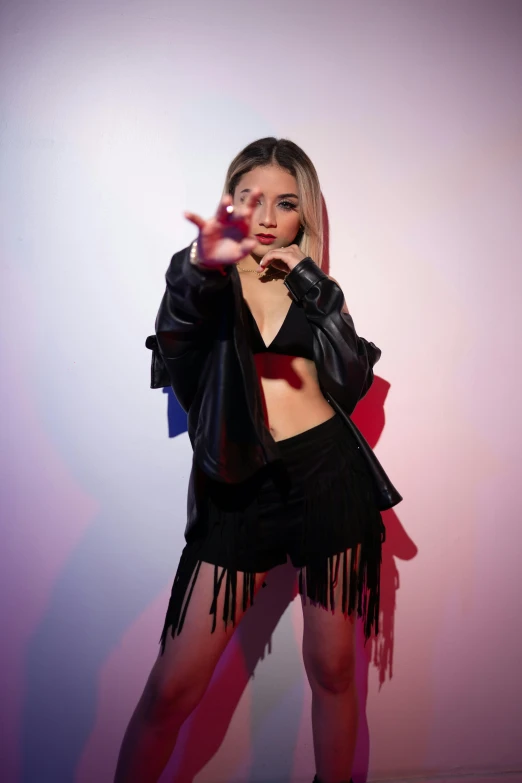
[284, 258, 381, 414]
[155, 242, 232, 358]
[147, 243, 233, 410]
[157, 189, 261, 360]
[148, 190, 261, 409]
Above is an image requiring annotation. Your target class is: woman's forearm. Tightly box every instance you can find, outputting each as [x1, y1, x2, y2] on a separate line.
[155, 243, 232, 360]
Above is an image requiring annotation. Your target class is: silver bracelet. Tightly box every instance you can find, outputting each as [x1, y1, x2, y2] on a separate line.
[189, 239, 201, 266]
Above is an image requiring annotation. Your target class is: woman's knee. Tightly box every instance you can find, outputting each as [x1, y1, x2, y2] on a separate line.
[301, 553, 359, 695]
[139, 667, 207, 728]
[138, 561, 268, 727]
[303, 644, 356, 695]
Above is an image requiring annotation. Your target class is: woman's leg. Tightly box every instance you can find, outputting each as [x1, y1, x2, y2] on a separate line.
[301, 544, 361, 783]
[113, 560, 268, 783]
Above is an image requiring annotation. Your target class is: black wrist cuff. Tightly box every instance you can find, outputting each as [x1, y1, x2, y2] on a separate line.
[284, 257, 327, 301]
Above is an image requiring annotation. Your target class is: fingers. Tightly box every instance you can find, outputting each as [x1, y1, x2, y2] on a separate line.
[183, 211, 206, 230]
[224, 188, 261, 224]
[186, 186, 263, 231]
[216, 194, 234, 224]
[259, 246, 288, 267]
[238, 237, 258, 257]
[185, 194, 235, 230]
[241, 187, 262, 219]
[244, 187, 261, 209]
[214, 187, 263, 228]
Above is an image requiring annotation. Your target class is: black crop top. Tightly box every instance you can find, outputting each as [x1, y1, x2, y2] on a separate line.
[242, 298, 314, 360]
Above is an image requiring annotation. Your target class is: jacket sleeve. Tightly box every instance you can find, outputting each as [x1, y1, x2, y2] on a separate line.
[146, 243, 233, 410]
[284, 257, 381, 415]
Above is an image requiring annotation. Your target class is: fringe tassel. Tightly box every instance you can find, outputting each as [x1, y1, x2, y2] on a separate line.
[159, 543, 202, 654]
[209, 563, 258, 634]
[297, 437, 386, 644]
[159, 427, 386, 651]
[298, 535, 384, 644]
[159, 545, 260, 654]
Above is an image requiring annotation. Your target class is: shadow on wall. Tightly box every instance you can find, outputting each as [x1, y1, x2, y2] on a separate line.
[18, 387, 191, 783]
[351, 378, 418, 780]
[165, 385, 188, 438]
[19, 374, 415, 783]
[351, 378, 418, 686]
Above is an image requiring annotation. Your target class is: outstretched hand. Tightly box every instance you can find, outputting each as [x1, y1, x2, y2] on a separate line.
[184, 189, 262, 268]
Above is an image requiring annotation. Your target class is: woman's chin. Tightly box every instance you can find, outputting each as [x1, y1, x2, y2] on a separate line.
[250, 246, 267, 262]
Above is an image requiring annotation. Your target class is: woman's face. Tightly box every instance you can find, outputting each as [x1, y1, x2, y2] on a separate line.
[233, 164, 301, 258]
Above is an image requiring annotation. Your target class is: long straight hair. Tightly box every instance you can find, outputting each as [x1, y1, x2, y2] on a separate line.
[222, 137, 325, 269]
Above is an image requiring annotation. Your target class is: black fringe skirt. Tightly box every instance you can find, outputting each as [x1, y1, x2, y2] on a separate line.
[159, 413, 386, 653]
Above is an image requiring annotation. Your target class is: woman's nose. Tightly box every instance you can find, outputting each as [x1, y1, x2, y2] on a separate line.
[258, 203, 277, 227]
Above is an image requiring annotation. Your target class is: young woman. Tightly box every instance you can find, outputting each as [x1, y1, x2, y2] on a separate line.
[115, 137, 401, 783]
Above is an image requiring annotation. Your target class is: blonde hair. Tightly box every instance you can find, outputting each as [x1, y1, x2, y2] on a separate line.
[222, 137, 325, 269]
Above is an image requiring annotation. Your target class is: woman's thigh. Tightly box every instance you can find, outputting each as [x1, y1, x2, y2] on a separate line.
[300, 545, 360, 693]
[146, 560, 268, 704]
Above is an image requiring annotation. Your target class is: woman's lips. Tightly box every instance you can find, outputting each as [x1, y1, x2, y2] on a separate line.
[255, 235, 276, 245]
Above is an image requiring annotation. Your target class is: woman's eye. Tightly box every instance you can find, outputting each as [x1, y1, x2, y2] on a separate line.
[242, 198, 297, 210]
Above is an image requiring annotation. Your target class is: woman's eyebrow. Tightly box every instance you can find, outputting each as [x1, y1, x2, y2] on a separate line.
[239, 188, 299, 199]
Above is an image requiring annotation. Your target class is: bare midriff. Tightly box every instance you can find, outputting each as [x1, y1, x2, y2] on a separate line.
[253, 353, 335, 442]
[240, 274, 335, 442]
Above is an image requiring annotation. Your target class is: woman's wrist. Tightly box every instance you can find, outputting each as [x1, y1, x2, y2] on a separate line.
[189, 239, 226, 276]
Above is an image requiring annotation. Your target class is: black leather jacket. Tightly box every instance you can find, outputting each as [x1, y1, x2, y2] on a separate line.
[146, 244, 402, 542]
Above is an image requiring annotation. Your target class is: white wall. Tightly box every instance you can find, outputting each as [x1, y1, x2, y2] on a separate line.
[1, 1, 522, 781]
